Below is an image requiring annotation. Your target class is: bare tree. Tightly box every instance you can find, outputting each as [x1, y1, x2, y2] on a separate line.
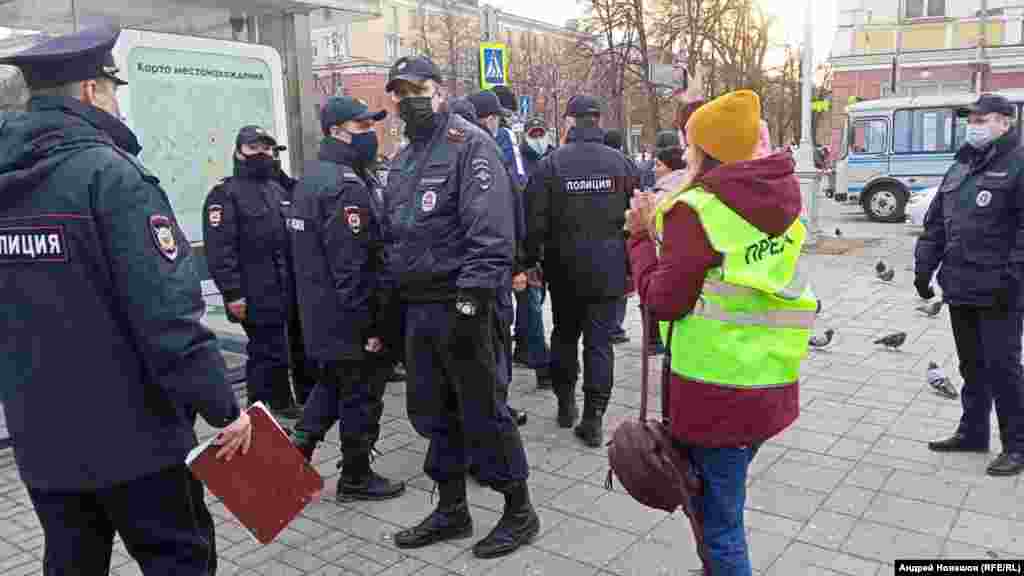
[411, 0, 480, 94]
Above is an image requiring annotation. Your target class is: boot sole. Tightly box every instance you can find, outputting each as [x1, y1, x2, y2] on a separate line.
[986, 466, 1024, 477]
[394, 524, 474, 549]
[928, 445, 989, 453]
[471, 516, 541, 559]
[336, 488, 406, 503]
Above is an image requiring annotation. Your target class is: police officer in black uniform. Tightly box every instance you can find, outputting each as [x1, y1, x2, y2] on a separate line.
[203, 126, 302, 420]
[380, 56, 539, 558]
[467, 90, 530, 428]
[0, 27, 251, 574]
[285, 96, 406, 500]
[275, 165, 319, 407]
[524, 94, 634, 448]
[916, 93, 1024, 477]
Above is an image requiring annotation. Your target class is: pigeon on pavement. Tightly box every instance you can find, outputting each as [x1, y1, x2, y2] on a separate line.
[875, 260, 887, 274]
[809, 329, 834, 348]
[874, 332, 907, 350]
[926, 361, 958, 399]
[877, 268, 895, 282]
[916, 300, 943, 317]
[835, 228, 842, 238]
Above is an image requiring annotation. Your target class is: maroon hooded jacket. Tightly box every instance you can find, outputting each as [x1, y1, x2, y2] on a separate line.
[628, 151, 803, 447]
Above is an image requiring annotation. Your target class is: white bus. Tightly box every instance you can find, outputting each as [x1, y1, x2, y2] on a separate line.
[830, 89, 1024, 222]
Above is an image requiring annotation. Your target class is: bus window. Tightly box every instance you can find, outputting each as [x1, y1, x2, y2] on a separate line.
[894, 108, 955, 153]
[850, 118, 887, 154]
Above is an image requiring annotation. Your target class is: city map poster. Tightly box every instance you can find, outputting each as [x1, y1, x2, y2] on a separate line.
[127, 46, 277, 243]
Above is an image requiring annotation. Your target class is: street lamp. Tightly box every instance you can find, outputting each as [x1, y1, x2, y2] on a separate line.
[794, 0, 820, 245]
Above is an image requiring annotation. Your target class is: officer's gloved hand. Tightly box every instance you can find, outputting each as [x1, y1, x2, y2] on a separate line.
[914, 276, 935, 300]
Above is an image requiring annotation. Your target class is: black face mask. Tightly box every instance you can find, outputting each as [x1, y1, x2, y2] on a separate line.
[235, 153, 276, 180]
[399, 96, 436, 141]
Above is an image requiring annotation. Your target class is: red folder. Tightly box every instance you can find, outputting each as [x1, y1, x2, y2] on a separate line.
[186, 402, 323, 544]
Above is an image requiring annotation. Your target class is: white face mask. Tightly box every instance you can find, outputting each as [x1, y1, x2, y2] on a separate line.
[526, 136, 547, 155]
[965, 124, 994, 149]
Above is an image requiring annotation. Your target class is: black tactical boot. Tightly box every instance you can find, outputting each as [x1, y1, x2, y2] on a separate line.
[472, 481, 540, 558]
[927, 433, 989, 453]
[337, 453, 406, 502]
[394, 478, 473, 548]
[557, 397, 578, 429]
[509, 407, 528, 427]
[574, 402, 604, 448]
[986, 452, 1024, 476]
[535, 367, 552, 390]
[289, 429, 321, 463]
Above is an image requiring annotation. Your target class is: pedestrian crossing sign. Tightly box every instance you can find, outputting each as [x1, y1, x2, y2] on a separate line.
[479, 43, 508, 90]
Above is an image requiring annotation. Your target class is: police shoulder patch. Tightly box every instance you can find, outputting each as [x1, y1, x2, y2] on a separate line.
[207, 204, 223, 228]
[149, 214, 179, 262]
[471, 156, 492, 191]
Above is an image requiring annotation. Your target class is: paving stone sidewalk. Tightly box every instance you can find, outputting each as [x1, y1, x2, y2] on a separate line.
[1, 207, 1023, 576]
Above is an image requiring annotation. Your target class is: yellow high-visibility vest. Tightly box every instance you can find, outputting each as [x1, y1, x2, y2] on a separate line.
[653, 186, 816, 388]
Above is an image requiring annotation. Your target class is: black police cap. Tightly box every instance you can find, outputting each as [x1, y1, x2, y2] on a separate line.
[492, 85, 517, 112]
[320, 96, 387, 133]
[467, 91, 509, 119]
[386, 56, 442, 93]
[448, 97, 478, 124]
[236, 126, 285, 151]
[0, 27, 127, 90]
[960, 93, 1016, 117]
[565, 94, 602, 118]
[524, 116, 547, 132]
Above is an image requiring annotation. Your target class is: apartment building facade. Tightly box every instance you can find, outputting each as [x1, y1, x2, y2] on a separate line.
[827, 0, 1024, 154]
[307, 1, 582, 155]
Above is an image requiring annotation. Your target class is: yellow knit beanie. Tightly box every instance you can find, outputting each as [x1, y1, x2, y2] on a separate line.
[685, 90, 762, 165]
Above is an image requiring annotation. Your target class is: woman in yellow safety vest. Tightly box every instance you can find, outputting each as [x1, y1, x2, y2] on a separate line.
[626, 90, 815, 576]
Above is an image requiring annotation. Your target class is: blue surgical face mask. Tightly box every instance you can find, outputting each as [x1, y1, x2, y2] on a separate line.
[964, 124, 995, 149]
[350, 130, 379, 164]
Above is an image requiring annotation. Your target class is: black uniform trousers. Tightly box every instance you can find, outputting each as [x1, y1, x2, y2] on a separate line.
[548, 287, 617, 412]
[286, 303, 318, 405]
[404, 301, 529, 486]
[496, 288, 515, 402]
[294, 356, 390, 455]
[241, 323, 293, 410]
[27, 465, 215, 576]
[950, 306, 1024, 452]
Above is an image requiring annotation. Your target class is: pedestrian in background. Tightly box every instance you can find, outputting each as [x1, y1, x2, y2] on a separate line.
[628, 90, 815, 576]
[915, 93, 1024, 477]
[516, 116, 554, 390]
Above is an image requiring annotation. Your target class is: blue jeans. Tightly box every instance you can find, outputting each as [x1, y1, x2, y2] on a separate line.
[514, 286, 549, 369]
[690, 445, 755, 576]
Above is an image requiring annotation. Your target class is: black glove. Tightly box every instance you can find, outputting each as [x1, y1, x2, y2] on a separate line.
[914, 276, 935, 300]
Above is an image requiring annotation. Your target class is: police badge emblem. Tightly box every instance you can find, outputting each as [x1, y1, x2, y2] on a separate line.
[207, 204, 223, 228]
[976, 190, 992, 207]
[149, 215, 178, 262]
[421, 190, 437, 212]
[344, 206, 362, 234]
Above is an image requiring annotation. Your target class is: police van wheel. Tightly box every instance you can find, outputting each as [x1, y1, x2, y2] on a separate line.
[862, 185, 907, 223]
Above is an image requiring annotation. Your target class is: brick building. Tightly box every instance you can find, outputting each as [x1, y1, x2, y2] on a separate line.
[827, 0, 1024, 155]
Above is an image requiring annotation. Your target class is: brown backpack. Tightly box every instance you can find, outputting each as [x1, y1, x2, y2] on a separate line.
[606, 311, 710, 574]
